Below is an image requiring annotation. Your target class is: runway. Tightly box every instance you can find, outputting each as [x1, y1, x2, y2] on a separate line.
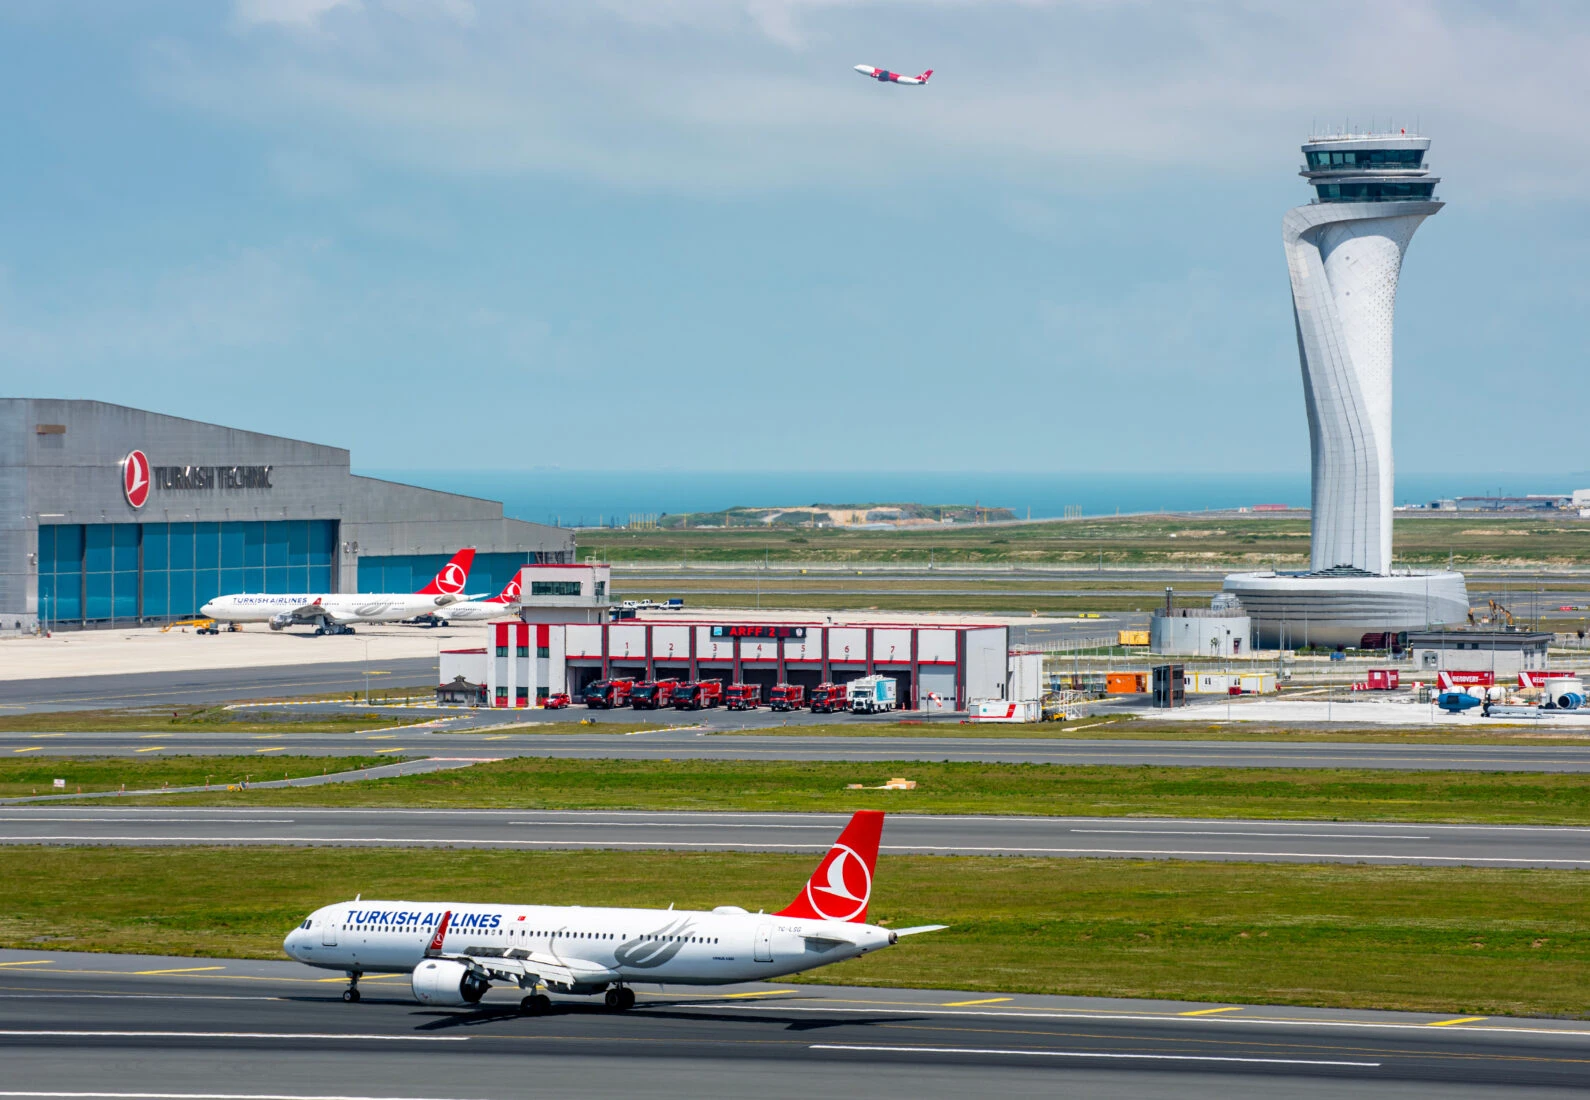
[0, 949, 1584, 1098]
[0, 658, 442, 711]
[1, 807, 1586, 868]
[8, 726, 1590, 770]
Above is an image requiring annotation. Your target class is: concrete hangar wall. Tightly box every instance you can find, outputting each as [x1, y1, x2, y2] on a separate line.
[0, 399, 575, 627]
[470, 621, 1011, 710]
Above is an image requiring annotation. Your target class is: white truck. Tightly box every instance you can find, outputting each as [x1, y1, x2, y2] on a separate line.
[847, 675, 898, 714]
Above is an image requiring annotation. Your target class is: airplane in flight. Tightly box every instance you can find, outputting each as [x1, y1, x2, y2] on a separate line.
[282, 810, 943, 1012]
[854, 64, 933, 85]
[428, 572, 524, 625]
[199, 548, 476, 636]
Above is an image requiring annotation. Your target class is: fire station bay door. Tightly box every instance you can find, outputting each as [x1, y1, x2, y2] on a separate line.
[755, 924, 773, 962]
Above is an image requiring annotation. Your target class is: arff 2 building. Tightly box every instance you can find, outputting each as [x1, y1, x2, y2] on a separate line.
[1224, 132, 1468, 647]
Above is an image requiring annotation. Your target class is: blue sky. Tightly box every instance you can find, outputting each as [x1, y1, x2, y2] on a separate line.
[2, 1, 1587, 474]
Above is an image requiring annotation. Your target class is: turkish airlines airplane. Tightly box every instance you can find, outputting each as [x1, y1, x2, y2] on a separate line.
[853, 64, 933, 85]
[282, 810, 942, 1012]
[199, 548, 475, 636]
[432, 573, 523, 624]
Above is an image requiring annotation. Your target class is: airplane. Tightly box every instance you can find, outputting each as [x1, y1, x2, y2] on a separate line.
[854, 64, 933, 85]
[282, 810, 944, 1012]
[427, 572, 524, 625]
[199, 548, 476, 636]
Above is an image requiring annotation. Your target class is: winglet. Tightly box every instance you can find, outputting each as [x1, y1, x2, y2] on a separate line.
[425, 910, 452, 957]
[416, 549, 475, 596]
[775, 810, 883, 924]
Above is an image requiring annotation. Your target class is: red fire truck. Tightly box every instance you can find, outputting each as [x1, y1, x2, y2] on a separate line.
[724, 683, 762, 710]
[672, 680, 724, 711]
[582, 679, 634, 709]
[809, 682, 847, 714]
[629, 679, 682, 710]
[768, 683, 805, 711]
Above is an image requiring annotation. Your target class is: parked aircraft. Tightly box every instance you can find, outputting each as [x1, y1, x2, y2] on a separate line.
[282, 810, 943, 1012]
[431, 573, 523, 624]
[853, 64, 933, 85]
[199, 548, 475, 636]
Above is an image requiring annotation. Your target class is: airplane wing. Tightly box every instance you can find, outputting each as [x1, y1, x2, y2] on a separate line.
[441, 949, 619, 994]
[283, 599, 339, 625]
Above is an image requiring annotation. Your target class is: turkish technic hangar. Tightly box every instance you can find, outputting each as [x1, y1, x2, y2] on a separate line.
[0, 398, 575, 630]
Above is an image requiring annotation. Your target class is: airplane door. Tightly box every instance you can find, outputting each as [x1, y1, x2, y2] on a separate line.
[754, 924, 773, 963]
[322, 918, 337, 947]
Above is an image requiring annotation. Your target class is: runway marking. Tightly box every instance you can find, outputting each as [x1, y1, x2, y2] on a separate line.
[12, 748, 42, 754]
[942, 997, 1012, 1007]
[809, 1044, 1380, 1068]
[130, 967, 225, 976]
[364, 736, 395, 740]
[312, 974, 403, 983]
[139, 736, 163, 740]
[253, 748, 285, 754]
[0, 961, 52, 967]
[1430, 1016, 1488, 1026]
[1180, 1006, 1243, 1016]
[30, 734, 65, 739]
[134, 747, 165, 753]
[716, 989, 797, 999]
[0, 1093, 478, 1100]
[1075, 829, 1432, 840]
[0, 1031, 465, 1042]
[372, 748, 407, 755]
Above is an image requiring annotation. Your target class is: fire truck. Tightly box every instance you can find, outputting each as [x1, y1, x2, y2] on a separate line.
[671, 679, 724, 711]
[809, 682, 847, 714]
[724, 683, 762, 710]
[582, 679, 634, 709]
[768, 683, 805, 711]
[629, 679, 681, 710]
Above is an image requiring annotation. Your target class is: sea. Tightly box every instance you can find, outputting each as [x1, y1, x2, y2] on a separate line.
[360, 470, 1582, 528]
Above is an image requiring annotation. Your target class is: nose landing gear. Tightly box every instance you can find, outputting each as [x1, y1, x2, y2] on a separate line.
[341, 972, 361, 1003]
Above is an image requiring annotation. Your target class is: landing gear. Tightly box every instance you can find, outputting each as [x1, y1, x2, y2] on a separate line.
[342, 972, 361, 1003]
[520, 993, 552, 1015]
[314, 622, 355, 637]
[604, 986, 635, 1011]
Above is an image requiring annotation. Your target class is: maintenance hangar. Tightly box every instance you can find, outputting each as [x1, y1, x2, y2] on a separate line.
[457, 620, 1012, 710]
[1, 398, 574, 628]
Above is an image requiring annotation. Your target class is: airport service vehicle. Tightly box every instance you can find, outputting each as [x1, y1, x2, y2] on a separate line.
[200, 549, 476, 636]
[663, 598, 685, 610]
[853, 64, 933, 85]
[543, 693, 570, 710]
[809, 682, 847, 714]
[432, 575, 524, 625]
[672, 680, 723, 711]
[583, 679, 634, 709]
[769, 683, 805, 711]
[848, 675, 898, 715]
[282, 811, 942, 1011]
[724, 683, 762, 710]
[629, 679, 681, 710]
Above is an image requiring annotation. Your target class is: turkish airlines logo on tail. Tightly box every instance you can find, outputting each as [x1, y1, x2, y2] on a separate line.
[122, 450, 150, 509]
[498, 577, 522, 602]
[804, 844, 872, 922]
[435, 562, 467, 594]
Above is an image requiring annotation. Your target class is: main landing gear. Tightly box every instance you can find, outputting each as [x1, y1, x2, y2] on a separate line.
[604, 987, 636, 1012]
[519, 993, 552, 1015]
[342, 972, 361, 1003]
[314, 623, 356, 636]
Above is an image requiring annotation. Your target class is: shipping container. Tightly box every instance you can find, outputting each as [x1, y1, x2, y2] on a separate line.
[968, 699, 1040, 723]
[1117, 630, 1150, 647]
[1105, 671, 1149, 694]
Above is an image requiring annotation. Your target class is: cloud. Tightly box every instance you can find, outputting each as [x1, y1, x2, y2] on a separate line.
[234, 0, 361, 30]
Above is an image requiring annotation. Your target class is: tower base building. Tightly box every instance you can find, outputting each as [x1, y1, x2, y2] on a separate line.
[1223, 569, 1468, 650]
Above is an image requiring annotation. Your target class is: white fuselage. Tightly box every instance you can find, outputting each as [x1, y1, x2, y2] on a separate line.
[283, 899, 893, 987]
[201, 592, 457, 627]
[435, 599, 520, 623]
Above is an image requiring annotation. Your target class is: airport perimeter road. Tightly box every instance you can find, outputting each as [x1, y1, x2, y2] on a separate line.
[0, 950, 1585, 1098]
[2, 807, 1588, 868]
[0, 658, 441, 711]
[8, 727, 1590, 770]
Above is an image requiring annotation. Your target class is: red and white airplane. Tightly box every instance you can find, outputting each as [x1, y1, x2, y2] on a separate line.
[282, 810, 944, 1012]
[854, 64, 933, 85]
[433, 573, 524, 624]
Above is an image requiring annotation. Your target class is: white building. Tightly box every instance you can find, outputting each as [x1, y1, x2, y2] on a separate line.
[1224, 132, 1467, 646]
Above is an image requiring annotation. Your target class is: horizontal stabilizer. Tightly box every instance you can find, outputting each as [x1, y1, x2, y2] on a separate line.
[891, 924, 948, 937]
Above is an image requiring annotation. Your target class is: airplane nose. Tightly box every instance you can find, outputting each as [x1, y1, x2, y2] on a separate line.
[200, 602, 216, 617]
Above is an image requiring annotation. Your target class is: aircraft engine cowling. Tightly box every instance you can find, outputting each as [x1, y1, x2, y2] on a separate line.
[411, 959, 489, 1006]
[269, 612, 295, 631]
[1557, 692, 1584, 711]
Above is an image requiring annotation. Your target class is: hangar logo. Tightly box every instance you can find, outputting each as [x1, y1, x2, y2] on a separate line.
[122, 450, 150, 509]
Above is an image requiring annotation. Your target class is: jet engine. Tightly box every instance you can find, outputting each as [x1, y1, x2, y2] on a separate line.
[1556, 692, 1584, 711]
[411, 959, 490, 1006]
[269, 612, 295, 631]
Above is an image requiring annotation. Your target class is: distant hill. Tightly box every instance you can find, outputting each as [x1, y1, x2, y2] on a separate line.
[657, 502, 1016, 529]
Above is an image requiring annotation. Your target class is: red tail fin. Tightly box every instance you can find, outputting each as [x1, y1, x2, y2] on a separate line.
[491, 573, 523, 604]
[426, 910, 452, 956]
[775, 810, 883, 923]
[416, 548, 474, 596]
[917, 69, 933, 82]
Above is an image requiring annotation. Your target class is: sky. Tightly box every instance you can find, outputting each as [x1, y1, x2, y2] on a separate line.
[1, 0, 1587, 475]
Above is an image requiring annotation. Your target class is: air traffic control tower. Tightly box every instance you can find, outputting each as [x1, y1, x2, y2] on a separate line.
[1223, 132, 1468, 648]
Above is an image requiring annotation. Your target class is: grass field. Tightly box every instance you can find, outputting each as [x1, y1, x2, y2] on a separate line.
[0, 707, 439, 735]
[0, 756, 399, 798]
[581, 513, 1590, 568]
[82, 756, 1590, 824]
[1, 845, 1583, 1016]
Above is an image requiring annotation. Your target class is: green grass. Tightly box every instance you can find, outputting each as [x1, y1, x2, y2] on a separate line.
[2, 845, 1584, 1016]
[92, 757, 1590, 824]
[0, 756, 400, 798]
[0, 707, 438, 735]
